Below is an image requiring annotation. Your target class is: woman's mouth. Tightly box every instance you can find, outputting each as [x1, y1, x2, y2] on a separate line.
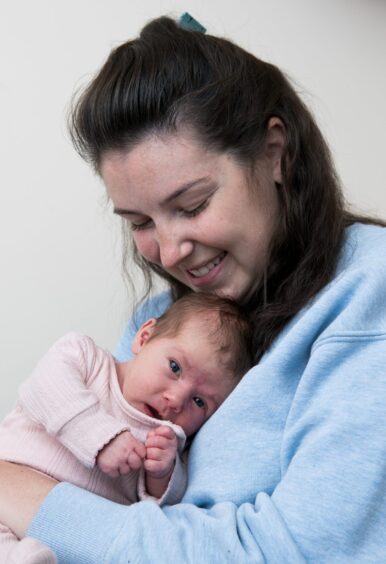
[187, 252, 227, 279]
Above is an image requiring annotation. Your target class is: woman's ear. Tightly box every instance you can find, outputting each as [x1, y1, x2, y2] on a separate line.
[265, 117, 285, 184]
[131, 318, 157, 354]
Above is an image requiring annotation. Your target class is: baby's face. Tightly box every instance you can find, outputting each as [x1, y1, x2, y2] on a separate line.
[120, 317, 238, 436]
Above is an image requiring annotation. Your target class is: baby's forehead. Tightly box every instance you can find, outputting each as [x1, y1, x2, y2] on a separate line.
[174, 317, 234, 368]
[175, 312, 225, 346]
[157, 306, 241, 369]
[178, 309, 221, 333]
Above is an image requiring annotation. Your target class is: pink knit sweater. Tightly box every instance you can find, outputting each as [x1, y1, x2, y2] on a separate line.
[0, 332, 187, 563]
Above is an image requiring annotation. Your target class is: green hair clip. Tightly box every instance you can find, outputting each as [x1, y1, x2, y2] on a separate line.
[179, 12, 206, 33]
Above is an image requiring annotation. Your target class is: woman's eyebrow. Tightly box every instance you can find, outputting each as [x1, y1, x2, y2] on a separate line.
[113, 176, 212, 216]
[163, 176, 211, 204]
[113, 207, 140, 216]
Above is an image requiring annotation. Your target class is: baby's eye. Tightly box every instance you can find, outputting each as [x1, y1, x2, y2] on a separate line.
[169, 360, 181, 375]
[193, 397, 205, 409]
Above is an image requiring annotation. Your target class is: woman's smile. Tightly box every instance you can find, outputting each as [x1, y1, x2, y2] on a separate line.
[185, 251, 227, 287]
[187, 251, 227, 278]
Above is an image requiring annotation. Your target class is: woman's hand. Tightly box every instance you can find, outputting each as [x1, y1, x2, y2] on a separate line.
[0, 461, 58, 538]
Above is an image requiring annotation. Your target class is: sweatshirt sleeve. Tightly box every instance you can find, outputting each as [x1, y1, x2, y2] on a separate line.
[27, 330, 386, 562]
[18, 333, 130, 467]
[28, 483, 305, 563]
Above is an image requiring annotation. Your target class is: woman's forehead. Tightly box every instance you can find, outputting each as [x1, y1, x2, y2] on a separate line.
[101, 132, 218, 176]
[100, 134, 230, 205]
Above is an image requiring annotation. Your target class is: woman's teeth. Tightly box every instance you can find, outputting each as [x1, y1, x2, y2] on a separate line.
[189, 252, 226, 277]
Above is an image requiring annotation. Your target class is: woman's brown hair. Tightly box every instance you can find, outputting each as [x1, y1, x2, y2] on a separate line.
[69, 16, 384, 362]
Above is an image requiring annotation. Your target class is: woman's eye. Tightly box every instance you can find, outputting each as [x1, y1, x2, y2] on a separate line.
[182, 199, 209, 218]
[122, 216, 153, 231]
[193, 396, 205, 409]
[127, 218, 153, 231]
[169, 360, 181, 375]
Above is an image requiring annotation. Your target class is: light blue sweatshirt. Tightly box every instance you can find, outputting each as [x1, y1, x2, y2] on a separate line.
[29, 224, 386, 562]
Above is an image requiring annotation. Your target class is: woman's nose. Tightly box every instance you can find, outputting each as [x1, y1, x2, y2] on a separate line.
[157, 226, 193, 269]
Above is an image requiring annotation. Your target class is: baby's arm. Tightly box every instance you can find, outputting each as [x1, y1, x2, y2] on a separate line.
[96, 431, 146, 477]
[18, 333, 130, 468]
[144, 426, 178, 499]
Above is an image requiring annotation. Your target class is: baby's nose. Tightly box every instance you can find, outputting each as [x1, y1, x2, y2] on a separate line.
[167, 390, 188, 413]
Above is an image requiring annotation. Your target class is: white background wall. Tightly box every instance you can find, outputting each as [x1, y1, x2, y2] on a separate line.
[1, 0, 385, 417]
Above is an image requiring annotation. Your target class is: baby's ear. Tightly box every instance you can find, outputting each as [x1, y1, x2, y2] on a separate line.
[131, 318, 157, 354]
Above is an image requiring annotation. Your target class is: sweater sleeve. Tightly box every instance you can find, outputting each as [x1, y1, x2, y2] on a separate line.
[18, 333, 130, 467]
[27, 331, 386, 562]
[137, 451, 188, 506]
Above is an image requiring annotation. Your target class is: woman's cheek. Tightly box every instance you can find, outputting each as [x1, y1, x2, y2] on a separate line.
[133, 232, 160, 264]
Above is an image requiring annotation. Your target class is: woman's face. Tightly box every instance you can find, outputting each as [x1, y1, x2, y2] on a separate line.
[101, 130, 281, 303]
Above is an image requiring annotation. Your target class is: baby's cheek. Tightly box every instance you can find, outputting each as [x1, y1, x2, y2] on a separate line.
[187, 412, 207, 436]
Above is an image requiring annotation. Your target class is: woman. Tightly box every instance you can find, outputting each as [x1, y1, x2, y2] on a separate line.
[1, 15, 386, 562]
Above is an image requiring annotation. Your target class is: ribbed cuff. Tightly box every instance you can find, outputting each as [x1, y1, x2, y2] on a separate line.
[28, 482, 132, 563]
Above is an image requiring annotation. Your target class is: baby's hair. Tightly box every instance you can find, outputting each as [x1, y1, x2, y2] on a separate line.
[148, 293, 254, 380]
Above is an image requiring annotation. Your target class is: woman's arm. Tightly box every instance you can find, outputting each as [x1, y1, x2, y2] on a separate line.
[0, 461, 57, 538]
[21, 331, 386, 563]
[8, 286, 386, 562]
[24, 482, 305, 563]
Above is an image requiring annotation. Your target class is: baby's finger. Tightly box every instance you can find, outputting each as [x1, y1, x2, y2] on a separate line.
[144, 458, 164, 473]
[128, 450, 144, 470]
[153, 426, 176, 439]
[134, 442, 147, 459]
[146, 434, 177, 449]
[146, 446, 176, 464]
[117, 460, 131, 476]
[104, 467, 120, 478]
[145, 447, 164, 462]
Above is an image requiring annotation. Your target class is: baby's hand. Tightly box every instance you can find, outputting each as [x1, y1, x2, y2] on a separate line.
[144, 426, 178, 479]
[97, 431, 146, 477]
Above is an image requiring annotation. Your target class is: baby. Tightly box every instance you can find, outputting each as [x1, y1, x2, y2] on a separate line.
[0, 292, 253, 563]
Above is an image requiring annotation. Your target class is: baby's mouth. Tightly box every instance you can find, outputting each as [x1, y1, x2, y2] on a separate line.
[145, 404, 162, 420]
[187, 252, 226, 278]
